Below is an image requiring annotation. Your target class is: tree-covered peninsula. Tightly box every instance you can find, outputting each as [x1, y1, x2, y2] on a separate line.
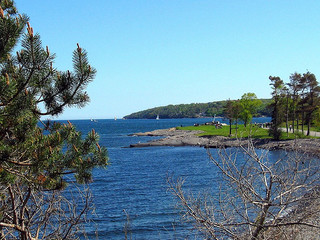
[124, 99, 272, 119]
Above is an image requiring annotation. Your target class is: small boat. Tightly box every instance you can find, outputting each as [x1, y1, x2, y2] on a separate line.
[114, 116, 117, 121]
[156, 115, 160, 120]
[91, 118, 98, 122]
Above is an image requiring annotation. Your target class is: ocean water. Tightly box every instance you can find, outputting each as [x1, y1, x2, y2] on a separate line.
[64, 118, 271, 239]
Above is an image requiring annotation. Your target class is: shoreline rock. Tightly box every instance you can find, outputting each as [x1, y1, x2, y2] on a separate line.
[129, 128, 320, 238]
[129, 128, 320, 157]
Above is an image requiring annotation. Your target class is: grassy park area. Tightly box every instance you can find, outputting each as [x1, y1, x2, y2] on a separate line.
[176, 124, 317, 139]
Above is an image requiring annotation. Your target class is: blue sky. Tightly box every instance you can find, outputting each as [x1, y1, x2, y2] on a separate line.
[14, 0, 320, 119]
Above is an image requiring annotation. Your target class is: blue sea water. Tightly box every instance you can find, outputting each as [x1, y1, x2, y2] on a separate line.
[65, 118, 271, 239]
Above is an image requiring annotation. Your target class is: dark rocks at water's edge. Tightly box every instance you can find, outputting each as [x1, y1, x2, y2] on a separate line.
[129, 128, 320, 239]
[129, 128, 320, 158]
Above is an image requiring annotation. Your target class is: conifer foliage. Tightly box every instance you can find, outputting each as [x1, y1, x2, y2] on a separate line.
[0, 1, 108, 239]
[269, 72, 320, 139]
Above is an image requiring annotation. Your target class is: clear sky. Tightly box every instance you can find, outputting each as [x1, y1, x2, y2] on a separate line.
[14, 0, 320, 120]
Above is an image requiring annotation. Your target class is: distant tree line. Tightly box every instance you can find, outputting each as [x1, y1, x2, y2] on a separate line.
[124, 99, 271, 119]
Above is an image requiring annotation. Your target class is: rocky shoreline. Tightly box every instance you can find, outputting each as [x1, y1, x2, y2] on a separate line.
[129, 128, 320, 157]
[129, 128, 320, 239]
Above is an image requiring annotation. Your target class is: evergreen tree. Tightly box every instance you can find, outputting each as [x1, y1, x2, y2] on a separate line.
[287, 72, 302, 133]
[269, 76, 285, 140]
[301, 72, 320, 136]
[296, 73, 309, 134]
[283, 86, 291, 136]
[0, 1, 108, 238]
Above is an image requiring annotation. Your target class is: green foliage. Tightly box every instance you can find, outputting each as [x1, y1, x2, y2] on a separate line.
[0, 29, 107, 187]
[268, 76, 286, 140]
[177, 124, 315, 140]
[0, 1, 28, 62]
[239, 93, 262, 127]
[0, 1, 108, 238]
[177, 124, 271, 139]
[124, 99, 271, 119]
[267, 71, 320, 138]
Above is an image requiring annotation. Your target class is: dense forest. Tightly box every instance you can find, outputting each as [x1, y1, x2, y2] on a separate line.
[124, 99, 272, 119]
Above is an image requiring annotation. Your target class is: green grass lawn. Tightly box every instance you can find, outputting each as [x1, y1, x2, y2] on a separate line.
[176, 124, 316, 139]
[280, 122, 320, 132]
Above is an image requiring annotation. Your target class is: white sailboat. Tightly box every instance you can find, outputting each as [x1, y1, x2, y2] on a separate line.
[156, 115, 160, 120]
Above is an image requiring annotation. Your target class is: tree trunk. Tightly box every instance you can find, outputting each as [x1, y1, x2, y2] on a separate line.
[301, 111, 304, 134]
[292, 103, 295, 133]
[292, 111, 295, 133]
[286, 95, 289, 136]
[235, 120, 238, 138]
[20, 232, 28, 240]
[251, 205, 270, 240]
[306, 113, 311, 136]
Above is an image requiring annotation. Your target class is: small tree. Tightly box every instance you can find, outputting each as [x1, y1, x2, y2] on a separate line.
[269, 76, 286, 140]
[231, 100, 242, 137]
[223, 99, 234, 136]
[301, 72, 320, 136]
[297, 74, 308, 134]
[0, 1, 108, 238]
[223, 100, 242, 137]
[287, 72, 302, 133]
[239, 93, 262, 127]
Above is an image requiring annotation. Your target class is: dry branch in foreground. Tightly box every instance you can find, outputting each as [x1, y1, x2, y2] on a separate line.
[168, 140, 320, 239]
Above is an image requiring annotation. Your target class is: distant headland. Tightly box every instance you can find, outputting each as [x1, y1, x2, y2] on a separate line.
[124, 99, 272, 119]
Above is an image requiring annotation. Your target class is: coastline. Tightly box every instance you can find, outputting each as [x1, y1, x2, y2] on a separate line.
[129, 127, 320, 238]
[129, 127, 320, 157]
